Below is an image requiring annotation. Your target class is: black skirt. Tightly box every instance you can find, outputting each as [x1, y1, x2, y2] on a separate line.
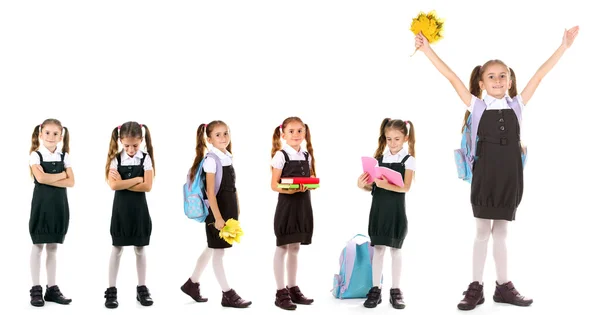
[205, 164, 239, 249]
[471, 109, 524, 221]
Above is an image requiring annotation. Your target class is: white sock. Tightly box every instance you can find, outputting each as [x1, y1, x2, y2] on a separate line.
[286, 243, 300, 287]
[212, 249, 231, 292]
[30, 244, 43, 286]
[371, 245, 385, 288]
[46, 244, 58, 287]
[108, 246, 123, 287]
[191, 247, 213, 283]
[492, 220, 509, 284]
[274, 245, 287, 290]
[473, 219, 492, 283]
[134, 246, 146, 286]
[390, 247, 402, 288]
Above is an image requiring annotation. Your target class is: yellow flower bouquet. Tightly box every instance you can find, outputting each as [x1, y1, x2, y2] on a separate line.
[409, 10, 445, 56]
[210, 219, 244, 245]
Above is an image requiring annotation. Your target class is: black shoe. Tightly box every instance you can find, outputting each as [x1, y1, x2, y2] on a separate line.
[30, 285, 44, 307]
[104, 287, 118, 309]
[44, 285, 72, 305]
[363, 286, 382, 308]
[136, 285, 153, 306]
[389, 288, 405, 309]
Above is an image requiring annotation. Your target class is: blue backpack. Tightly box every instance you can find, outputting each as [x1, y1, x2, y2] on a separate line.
[332, 234, 382, 299]
[183, 152, 222, 223]
[454, 97, 527, 183]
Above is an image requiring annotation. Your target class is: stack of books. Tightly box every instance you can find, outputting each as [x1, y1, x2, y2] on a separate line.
[277, 177, 320, 189]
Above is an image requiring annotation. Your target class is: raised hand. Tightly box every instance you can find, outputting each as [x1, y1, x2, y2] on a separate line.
[415, 32, 431, 53]
[562, 26, 579, 49]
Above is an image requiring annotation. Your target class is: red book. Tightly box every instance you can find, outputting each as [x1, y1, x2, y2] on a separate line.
[280, 177, 320, 184]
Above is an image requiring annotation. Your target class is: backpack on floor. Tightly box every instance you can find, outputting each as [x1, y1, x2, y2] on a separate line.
[332, 234, 382, 299]
[183, 152, 222, 223]
[454, 97, 527, 184]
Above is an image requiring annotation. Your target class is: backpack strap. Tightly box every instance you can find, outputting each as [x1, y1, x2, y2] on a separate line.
[203, 152, 223, 196]
[340, 234, 373, 294]
[35, 151, 43, 163]
[507, 96, 523, 123]
[469, 98, 487, 160]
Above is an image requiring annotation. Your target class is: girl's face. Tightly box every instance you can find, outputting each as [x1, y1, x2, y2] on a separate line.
[282, 121, 305, 149]
[479, 63, 512, 99]
[40, 124, 63, 152]
[120, 137, 142, 157]
[385, 128, 408, 155]
[207, 124, 230, 152]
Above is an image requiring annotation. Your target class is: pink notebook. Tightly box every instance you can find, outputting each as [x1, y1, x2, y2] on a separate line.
[361, 156, 405, 187]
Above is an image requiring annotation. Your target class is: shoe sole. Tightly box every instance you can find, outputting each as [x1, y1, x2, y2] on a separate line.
[492, 296, 533, 306]
[222, 302, 252, 308]
[137, 296, 154, 306]
[457, 297, 485, 310]
[180, 286, 208, 302]
[30, 302, 44, 307]
[105, 303, 118, 309]
[44, 298, 72, 305]
[275, 301, 297, 310]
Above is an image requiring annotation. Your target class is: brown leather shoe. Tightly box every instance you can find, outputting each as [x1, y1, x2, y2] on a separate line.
[181, 278, 208, 302]
[287, 286, 313, 305]
[221, 289, 251, 308]
[493, 281, 533, 306]
[457, 281, 484, 311]
[275, 288, 297, 310]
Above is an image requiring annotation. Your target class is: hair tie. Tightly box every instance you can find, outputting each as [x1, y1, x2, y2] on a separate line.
[117, 125, 121, 130]
[279, 124, 282, 129]
[139, 123, 144, 128]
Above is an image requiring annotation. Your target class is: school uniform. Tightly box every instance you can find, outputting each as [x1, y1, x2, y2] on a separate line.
[271, 144, 314, 247]
[109, 150, 153, 247]
[202, 147, 239, 249]
[368, 148, 416, 249]
[29, 146, 72, 244]
[468, 94, 524, 221]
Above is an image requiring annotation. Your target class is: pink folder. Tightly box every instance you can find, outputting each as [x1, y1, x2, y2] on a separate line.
[361, 156, 405, 187]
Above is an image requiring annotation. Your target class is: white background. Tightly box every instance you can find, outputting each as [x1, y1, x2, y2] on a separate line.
[1, 1, 597, 314]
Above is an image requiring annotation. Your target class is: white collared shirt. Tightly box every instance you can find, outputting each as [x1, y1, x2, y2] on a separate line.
[382, 148, 416, 171]
[468, 93, 525, 112]
[271, 144, 312, 170]
[29, 145, 72, 168]
[203, 147, 233, 173]
[109, 150, 153, 171]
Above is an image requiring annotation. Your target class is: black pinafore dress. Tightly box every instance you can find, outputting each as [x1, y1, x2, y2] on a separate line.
[29, 151, 70, 244]
[110, 153, 152, 246]
[368, 155, 411, 249]
[204, 163, 239, 249]
[273, 150, 314, 247]
[471, 108, 523, 221]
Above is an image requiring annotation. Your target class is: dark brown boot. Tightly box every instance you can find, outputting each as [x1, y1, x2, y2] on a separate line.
[44, 285, 72, 304]
[287, 286, 313, 305]
[275, 288, 297, 310]
[457, 281, 484, 311]
[492, 281, 533, 306]
[221, 289, 251, 308]
[389, 288, 405, 309]
[181, 278, 208, 302]
[30, 285, 44, 307]
[363, 286, 382, 308]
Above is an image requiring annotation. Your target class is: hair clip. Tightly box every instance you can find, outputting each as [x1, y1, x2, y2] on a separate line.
[279, 124, 282, 129]
[140, 124, 144, 128]
[117, 125, 121, 130]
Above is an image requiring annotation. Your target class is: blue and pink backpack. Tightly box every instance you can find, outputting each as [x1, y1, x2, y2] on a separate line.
[332, 234, 382, 299]
[454, 96, 528, 183]
[183, 152, 222, 223]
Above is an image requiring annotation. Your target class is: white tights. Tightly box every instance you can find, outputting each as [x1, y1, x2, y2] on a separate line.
[108, 246, 147, 287]
[472, 218, 509, 284]
[30, 244, 58, 286]
[273, 243, 300, 290]
[371, 245, 402, 289]
[189, 247, 231, 292]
